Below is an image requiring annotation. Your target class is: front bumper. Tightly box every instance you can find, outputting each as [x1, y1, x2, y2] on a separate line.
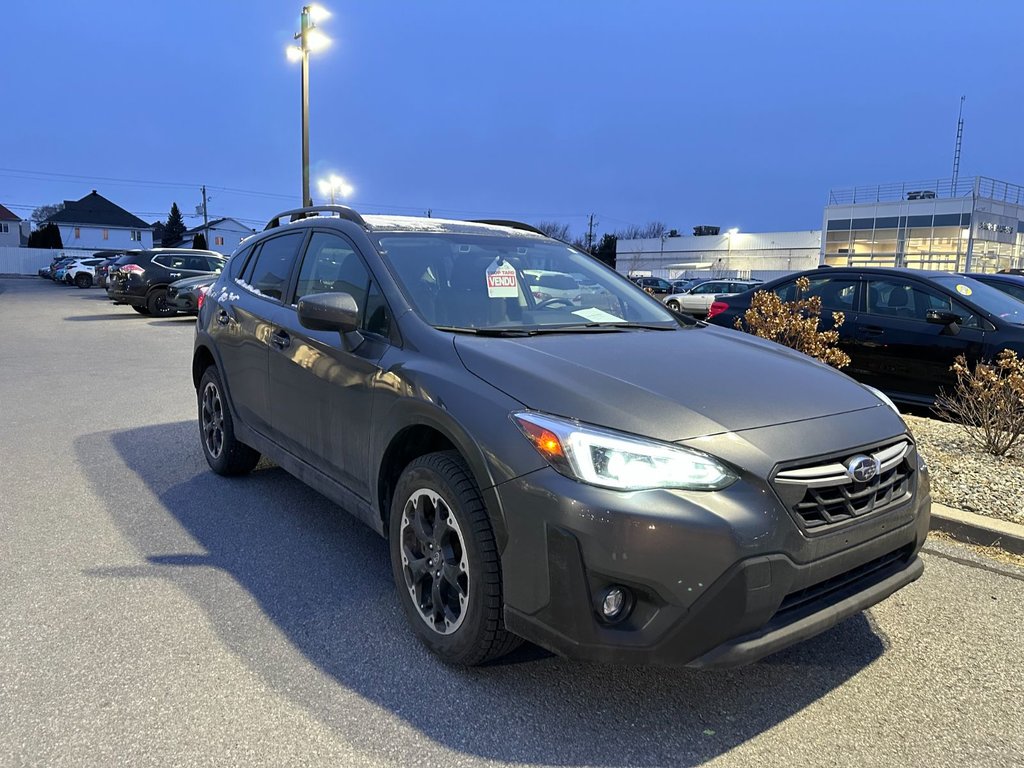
[496, 465, 929, 667]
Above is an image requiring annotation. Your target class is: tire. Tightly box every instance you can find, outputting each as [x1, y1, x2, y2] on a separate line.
[131, 305, 151, 315]
[74, 273, 92, 289]
[666, 300, 680, 311]
[198, 366, 261, 476]
[147, 288, 176, 317]
[389, 450, 521, 665]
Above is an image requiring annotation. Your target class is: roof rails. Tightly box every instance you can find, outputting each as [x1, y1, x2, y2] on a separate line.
[469, 219, 547, 236]
[264, 205, 368, 231]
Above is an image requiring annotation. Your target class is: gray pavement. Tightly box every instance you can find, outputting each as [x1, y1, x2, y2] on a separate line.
[2, 276, 1023, 768]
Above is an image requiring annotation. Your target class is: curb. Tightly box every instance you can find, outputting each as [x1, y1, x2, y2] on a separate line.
[929, 502, 1024, 556]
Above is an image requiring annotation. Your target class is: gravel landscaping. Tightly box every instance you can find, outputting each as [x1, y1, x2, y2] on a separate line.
[903, 413, 1024, 525]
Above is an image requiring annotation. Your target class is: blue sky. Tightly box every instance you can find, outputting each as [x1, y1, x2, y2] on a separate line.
[3, 0, 1023, 239]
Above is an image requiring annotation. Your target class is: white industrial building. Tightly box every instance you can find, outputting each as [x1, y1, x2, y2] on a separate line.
[615, 229, 821, 282]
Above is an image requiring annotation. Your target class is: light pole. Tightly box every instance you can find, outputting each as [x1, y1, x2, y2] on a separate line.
[317, 174, 354, 205]
[287, 5, 331, 207]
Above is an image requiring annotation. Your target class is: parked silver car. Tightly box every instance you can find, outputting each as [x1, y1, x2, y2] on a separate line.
[663, 279, 762, 316]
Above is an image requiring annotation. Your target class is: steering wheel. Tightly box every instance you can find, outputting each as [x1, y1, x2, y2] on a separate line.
[536, 297, 576, 309]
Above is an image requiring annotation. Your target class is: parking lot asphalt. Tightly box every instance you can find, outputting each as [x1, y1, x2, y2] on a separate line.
[2, 276, 1024, 768]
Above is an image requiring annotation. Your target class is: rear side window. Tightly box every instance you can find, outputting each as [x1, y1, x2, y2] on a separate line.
[228, 245, 254, 279]
[774, 276, 857, 312]
[241, 232, 305, 300]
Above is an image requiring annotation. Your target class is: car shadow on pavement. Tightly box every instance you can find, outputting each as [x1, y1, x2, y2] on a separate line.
[76, 422, 885, 767]
[63, 313, 148, 321]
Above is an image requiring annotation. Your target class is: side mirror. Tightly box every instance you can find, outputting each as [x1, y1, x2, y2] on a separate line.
[926, 309, 962, 335]
[298, 292, 360, 334]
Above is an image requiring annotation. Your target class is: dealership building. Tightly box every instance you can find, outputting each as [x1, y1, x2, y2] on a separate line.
[822, 175, 1024, 273]
[616, 174, 1024, 280]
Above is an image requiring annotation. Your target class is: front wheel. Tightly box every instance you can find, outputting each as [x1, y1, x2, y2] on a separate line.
[389, 451, 520, 665]
[198, 366, 261, 476]
[74, 273, 92, 288]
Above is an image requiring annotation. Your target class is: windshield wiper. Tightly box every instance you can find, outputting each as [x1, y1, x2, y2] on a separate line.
[434, 323, 675, 336]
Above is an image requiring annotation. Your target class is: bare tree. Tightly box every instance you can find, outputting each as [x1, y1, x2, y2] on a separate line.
[31, 202, 64, 224]
[535, 220, 572, 242]
[617, 221, 667, 241]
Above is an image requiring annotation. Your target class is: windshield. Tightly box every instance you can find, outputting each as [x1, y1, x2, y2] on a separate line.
[376, 233, 680, 332]
[936, 275, 1024, 324]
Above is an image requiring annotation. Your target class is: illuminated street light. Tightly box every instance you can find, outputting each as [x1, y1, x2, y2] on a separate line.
[318, 174, 354, 204]
[287, 5, 332, 207]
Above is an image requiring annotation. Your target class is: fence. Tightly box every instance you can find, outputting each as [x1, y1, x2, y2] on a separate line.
[0, 247, 99, 276]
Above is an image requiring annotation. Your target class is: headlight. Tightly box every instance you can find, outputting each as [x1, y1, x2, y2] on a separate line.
[865, 385, 902, 418]
[512, 412, 736, 491]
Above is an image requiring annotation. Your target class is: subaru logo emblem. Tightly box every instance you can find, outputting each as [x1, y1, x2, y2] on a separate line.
[847, 455, 880, 483]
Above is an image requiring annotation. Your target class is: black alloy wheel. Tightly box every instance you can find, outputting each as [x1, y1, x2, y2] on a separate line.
[147, 288, 176, 317]
[389, 451, 521, 665]
[197, 366, 260, 476]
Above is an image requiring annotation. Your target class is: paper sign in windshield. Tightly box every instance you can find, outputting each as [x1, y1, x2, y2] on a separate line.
[486, 259, 518, 298]
[572, 307, 625, 323]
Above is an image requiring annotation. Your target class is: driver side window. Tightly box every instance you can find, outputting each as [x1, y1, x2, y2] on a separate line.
[294, 232, 369, 310]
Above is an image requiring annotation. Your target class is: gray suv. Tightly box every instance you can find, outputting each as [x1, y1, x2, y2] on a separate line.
[192, 206, 929, 667]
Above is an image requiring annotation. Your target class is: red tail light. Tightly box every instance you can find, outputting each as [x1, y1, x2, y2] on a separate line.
[120, 264, 144, 274]
[708, 300, 729, 319]
[197, 292, 206, 310]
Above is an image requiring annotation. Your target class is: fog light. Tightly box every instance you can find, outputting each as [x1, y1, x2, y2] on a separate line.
[599, 585, 632, 623]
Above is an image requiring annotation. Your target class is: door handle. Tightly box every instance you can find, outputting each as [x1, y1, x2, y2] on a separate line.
[270, 330, 291, 349]
[861, 325, 885, 336]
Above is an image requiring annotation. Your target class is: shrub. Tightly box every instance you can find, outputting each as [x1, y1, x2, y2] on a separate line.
[734, 276, 851, 369]
[935, 350, 1024, 457]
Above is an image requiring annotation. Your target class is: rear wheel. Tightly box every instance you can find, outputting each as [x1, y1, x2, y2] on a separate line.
[74, 273, 92, 289]
[147, 288, 176, 317]
[666, 300, 681, 311]
[389, 451, 520, 665]
[131, 305, 151, 315]
[198, 366, 260, 476]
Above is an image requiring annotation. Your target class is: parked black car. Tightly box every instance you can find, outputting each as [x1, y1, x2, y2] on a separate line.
[107, 248, 225, 317]
[192, 206, 927, 668]
[964, 271, 1024, 303]
[708, 267, 1024, 405]
[91, 249, 132, 289]
[632, 276, 674, 296]
[167, 274, 218, 315]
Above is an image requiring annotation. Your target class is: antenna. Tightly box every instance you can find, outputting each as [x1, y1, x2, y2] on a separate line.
[951, 95, 965, 194]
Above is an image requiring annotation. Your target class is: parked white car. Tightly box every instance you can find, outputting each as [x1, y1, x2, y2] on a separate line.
[64, 257, 109, 289]
[522, 269, 582, 305]
[663, 279, 762, 316]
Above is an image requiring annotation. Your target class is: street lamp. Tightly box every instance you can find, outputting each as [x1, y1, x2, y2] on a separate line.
[317, 174, 354, 204]
[286, 4, 332, 207]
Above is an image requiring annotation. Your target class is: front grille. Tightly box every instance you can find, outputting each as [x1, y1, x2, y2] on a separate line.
[773, 440, 914, 531]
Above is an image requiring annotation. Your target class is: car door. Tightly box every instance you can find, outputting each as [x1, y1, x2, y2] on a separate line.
[848, 276, 987, 400]
[212, 232, 307, 434]
[769, 274, 861, 361]
[268, 230, 392, 498]
[680, 281, 724, 314]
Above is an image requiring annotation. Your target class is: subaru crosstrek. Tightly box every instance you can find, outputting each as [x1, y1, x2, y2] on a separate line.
[192, 206, 929, 667]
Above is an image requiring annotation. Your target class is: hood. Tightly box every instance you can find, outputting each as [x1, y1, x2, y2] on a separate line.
[454, 325, 883, 442]
[170, 274, 218, 290]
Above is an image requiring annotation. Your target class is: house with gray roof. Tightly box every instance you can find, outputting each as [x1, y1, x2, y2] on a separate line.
[170, 217, 255, 254]
[0, 203, 28, 247]
[44, 190, 154, 250]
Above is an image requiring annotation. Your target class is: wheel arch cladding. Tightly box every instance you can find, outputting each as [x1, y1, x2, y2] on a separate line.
[378, 425, 458, 530]
[192, 346, 216, 389]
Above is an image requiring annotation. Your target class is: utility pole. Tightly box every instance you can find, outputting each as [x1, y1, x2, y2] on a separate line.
[201, 185, 209, 248]
[586, 213, 596, 252]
